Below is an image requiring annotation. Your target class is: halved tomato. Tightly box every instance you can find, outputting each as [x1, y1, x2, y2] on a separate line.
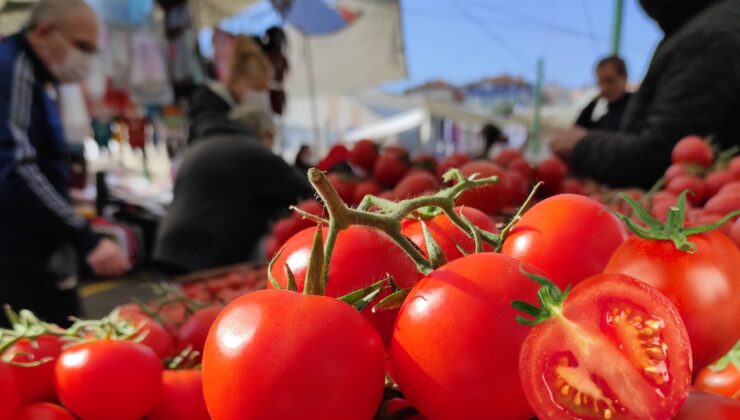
[518, 273, 692, 420]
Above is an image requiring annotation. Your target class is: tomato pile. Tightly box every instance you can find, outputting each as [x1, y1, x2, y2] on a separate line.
[1, 135, 738, 420]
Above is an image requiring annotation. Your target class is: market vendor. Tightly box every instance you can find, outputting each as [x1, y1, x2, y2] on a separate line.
[0, 0, 129, 327]
[574, 55, 632, 132]
[551, 0, 740, 189]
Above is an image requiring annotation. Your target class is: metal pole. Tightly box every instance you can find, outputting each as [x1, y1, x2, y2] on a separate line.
[303, 34, 323, 155]
[530, 57, 544, 156]
[611, 0, 625, 55]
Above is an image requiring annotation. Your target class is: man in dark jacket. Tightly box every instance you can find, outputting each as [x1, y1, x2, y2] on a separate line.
[552, 0, 740, 189]
[154, 116, 313, 273]
[575, 55, 632, 132]
[0, 0, 129, 326]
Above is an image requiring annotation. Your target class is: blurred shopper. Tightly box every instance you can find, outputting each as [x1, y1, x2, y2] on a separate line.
[155, 106, 311, 274]
[0, 0, 128, 326]
[552, 0, 740, 188]
[575, 55, 632, 131]
[479, 123, 508, 159]
[230, 105, 276, 149]
[295, 145, 314, 175]
[189, 36, 273, 144]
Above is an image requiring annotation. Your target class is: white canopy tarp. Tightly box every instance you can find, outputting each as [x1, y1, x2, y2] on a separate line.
[189, 0, 259, 29]
[285, 0, 406, 96]
[0, 0, 37, 35]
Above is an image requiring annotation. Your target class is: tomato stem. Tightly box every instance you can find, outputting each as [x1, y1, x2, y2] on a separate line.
[512, 266, 571, 326]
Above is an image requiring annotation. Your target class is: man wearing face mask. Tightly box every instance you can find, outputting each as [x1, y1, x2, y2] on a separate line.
[551, 0, 740, 188]
[0, 0, 129, 327]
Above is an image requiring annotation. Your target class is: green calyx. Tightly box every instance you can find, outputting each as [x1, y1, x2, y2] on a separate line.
[617, 190, 740, 253]
[708, 339, 740, 372]
[512, 266, 571, 326]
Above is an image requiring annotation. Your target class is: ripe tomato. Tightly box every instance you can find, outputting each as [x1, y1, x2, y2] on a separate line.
[271, 217, 298, 244]
[202, 289, 385, 420]
[675, 392, 740, 420]
[148, 370, 210, 420]
[0, 361, 20, 420]
[349, 139, 379, 172]
[55, 340, 162, 420]
[436, 153, 470, 177]
[508, 158, 535, 180]
[606, 229, 740, 370]
[402, 206, 497, 262]
[14, 403, 74, 420]
[327, 173, 357, 205]
[456, 160, 510, 214]
[672, 135, 714, 168]
[665, 163, 689, 181]
[353, 179, 383, 205]
[176, 306, 223, 358]
[730, 157, 740, 180]
[412, 152, 438, 173]
[502, 194, 627, 290]
[667, 175, 706, 206]
[373, 152, 409, 187]
[493, 148, 525, 167]
[695, 362, 740, 400]
[391, 253, 541, 419]
[393, 171, 440, 199]
[292, 199, 325, 231]
[558, 178, 587, 196]
[120, 312, 175, 360]
[505, 170, 529, 206]
[705, 190, 740, 216]
[705, 170, 734, 198]
[316, 144, 350, 172]
[8, 335, 63, 404]
[270, 226, 422, 347]
[536, 157, 568, 192]
[731, 218, 740, 247]
[384, 145, 409, 159]
[519, 273, 692, 420]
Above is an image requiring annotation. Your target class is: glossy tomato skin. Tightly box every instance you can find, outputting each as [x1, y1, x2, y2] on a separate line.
[704, 170, 734, 198]
[436, 153, 470, 177]
[675, 392, 740, 420]
[606, 230, 740, 370]
[536, 157, 568, 192]
[519, 274, 692, 420]
[695, 363, 740, 400]
[148, 370, 209, 420]
[373, 153, 409, 187]
[402, 206, 497, 261]
[8, 335, 63, 404]
[14, 403, 75, 420]
[393, 171, 440, 199]
[493, 148, 525, 168]
[456, 160, 510, 214]
[121, 312, 175, 360]
[349, 139, 379, 172]
[672, 136, 714, 168]
[327, 173, 357, 205]
[202, 290, 386, 420]
[667, 175, 706, 206]
[55, 340, 163, 420]
[391, 253, 541, 420]
[270, 226, 422, 348]
[0, 361, 21, 420]
[353, 179, 383, 205]
[502, 194, 627, 290]
[176, 306, 223, 358]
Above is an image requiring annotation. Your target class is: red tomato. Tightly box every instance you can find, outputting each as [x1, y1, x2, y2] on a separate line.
[202, 289, 385, 420]
[606, 230, 740, 370]
[316, 144, 350, 172]
[667, 175, 706, 206]
[292, 199, 325, 231]
[353, 179, 383, 205]
[672, 135, 714, 168]
[0, 361, 20, 420]
[705, 191, 740, 216]
[693, 213, 734, 236]
[14, 403, 74, 420]
[558, 178, 587, 196]
[436, 153, 470, 177]
[393, 171, 440, 199]
[121, 312, 175, 360]
[264, 236, 280, 260]
[705, 170, 735, 198]
[508, 158, 535, 180]
[412, 152, 438, 173]
[391, 253, 540, 419]
[520, 273, 691, 420]
[8, 336, 63, 404]
[349, 139, 379, 172]
[327, 173, 357, 205]
[402, 206, 497, 262]
[384, 145, 410, 159]
[55, 340, 162, 420]
[493, 148, 524, 167]
[665, 163, 688, 181]
[506, 170, 529, 205]
[695, 363, 740, 400]
[652, 190, 679, 205]
[272, 217, 298, 244]
[373, 152, 410, 187]
[270, 226, 422, 347]
[176, 306, 223, 358]
[675, 392, 740, 420]
[718, 181, 740, 196]
[730, 157, 740, 180]
[502, 194, 627, 290]
[148, 370, 209, 420]
[536, 157, 568, 192]
[456, 160, 510, 214]
[731, 218, 740, 247]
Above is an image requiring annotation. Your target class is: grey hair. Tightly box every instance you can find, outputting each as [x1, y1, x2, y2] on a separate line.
[230, 107, 276, 135]
[25, 0, 93, 29]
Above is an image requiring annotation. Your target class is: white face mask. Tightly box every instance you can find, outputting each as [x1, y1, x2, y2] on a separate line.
[51, 47, 93, 83]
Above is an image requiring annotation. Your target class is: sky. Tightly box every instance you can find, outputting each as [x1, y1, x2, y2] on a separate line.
[381, 0, 663, 91]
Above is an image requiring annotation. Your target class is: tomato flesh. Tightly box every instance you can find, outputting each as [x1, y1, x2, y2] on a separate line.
[520, 274, 691, 420]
